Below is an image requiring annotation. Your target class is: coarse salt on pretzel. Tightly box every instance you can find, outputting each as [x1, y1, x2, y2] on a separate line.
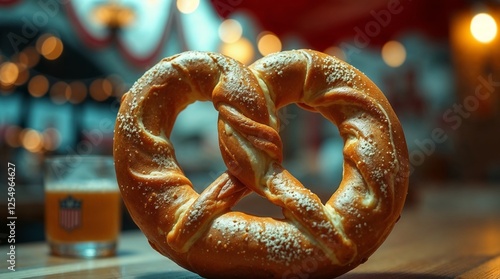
[113, 49, 409, 278]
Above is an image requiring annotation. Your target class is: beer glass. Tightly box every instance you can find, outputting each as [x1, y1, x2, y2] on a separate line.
[44, 155, 121, 258]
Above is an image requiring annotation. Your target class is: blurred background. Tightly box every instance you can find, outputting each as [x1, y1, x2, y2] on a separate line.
[1, 0, 499, 243]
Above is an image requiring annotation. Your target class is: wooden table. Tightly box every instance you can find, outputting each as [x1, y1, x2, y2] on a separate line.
[2, 186, 500, 279]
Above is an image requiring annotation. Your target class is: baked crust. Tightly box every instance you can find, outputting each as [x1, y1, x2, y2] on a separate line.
[113, 50, 409, 278]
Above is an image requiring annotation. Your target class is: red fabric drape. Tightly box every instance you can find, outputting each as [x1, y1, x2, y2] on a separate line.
[211, 0, 468, 50]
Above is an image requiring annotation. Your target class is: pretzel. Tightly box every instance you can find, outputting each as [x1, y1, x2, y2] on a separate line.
[113, 50, 409, 278]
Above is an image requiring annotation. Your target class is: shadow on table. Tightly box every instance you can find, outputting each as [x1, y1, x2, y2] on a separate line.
[134, 269, 455, 279]
[341, 272, 450, 279]
[135, 271, 449, 279]
[136, 271, 204, 279]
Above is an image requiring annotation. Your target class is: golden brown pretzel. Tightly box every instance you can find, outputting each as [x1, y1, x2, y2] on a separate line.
[113, 50, 409, 278]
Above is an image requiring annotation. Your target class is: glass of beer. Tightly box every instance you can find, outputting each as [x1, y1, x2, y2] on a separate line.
[44, 155, 121, 258]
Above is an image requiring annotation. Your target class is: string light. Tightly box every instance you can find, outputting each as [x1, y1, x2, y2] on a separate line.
[102, 78, 113, 96]
[324, 46, 346, 61]
[50, 81, 69, 104]
[68, 81, 87, 104]
[177, 0, 199, 14]
[43, 127, 61, 151]
[21, 128, 44, 153]
[381, 40, 406, 68]
[470, 12, 497, 43]
[257, 32, 282, 56]
[220, 37, 254, 65]
[28, 75, 49, 97]
[5, 126, 21, 148]
[219, 19, 243, 43]
[0, 62, 19, 86]
[107, 74, 126, 98]
[92, 1, 135, 29]
[36, 34, 64, 60]
[14, 64, 29, 86]
[90, 78, 113, 101]
[21, 46, 40, 68]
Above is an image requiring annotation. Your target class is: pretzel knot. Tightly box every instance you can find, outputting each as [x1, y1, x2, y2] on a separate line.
[114, 50, 409, 278]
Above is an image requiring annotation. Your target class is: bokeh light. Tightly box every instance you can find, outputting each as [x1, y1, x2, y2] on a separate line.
[68, 81, 88, 104]
[28, 75, 50, 97]
[470, 13, 497, 43]
[50, 81, 69, 104]
[257, 32, 282, 56]
[37, 34, 64, 60]
[21, 129, 44, 153]
[0, 62, 19, 86]
[381, 40, 406, 68]
[324, 46, 346, 61]
[90, 78, 113, 101]
[43, 127, 61, 151]
[220, 37, 254, 65]
[177, 0, 199, 14]
[5, 126, 22, 148]
[219, 19, 243, 43]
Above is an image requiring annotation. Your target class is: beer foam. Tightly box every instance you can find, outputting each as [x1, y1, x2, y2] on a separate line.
[45, 179, 119, 192]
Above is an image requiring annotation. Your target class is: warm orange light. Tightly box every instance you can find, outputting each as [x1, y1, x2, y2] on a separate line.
[102, 78, 113, 96]
[63, 83, 72, 101]
[219, 19, 243, 43]
[0, 62, 19, 86]
[21, 129, 43, 153]
[50, 81, 69, 104]
[177, 0, 199, 14]
[43, 127, 61, 151]
[68, 81, 87, 104]
[107, 74, 125, 97]
[257, 32, 282, 56]
[219, 37, 254, 65]
[470, 13, 497, 43]
[28, 75, 49, 97]
[14, 64, 29, 86]
[381, 40, 406, 67]
[5, 126, 21, 148]
[16, 52, 29, 66]
[37, 34, 64, 60]
[90, 79, 113, 101]
[20, 46, 40, 68]
[324, 46, 346, 61]
[93, 2, 135, 29]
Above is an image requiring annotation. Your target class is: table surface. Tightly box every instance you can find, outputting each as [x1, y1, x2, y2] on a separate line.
[2, 186, 500, 279]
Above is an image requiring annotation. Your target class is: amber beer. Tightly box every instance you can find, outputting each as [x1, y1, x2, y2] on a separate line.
[44, 156, 120, 257]
[45, 188, 121, 244]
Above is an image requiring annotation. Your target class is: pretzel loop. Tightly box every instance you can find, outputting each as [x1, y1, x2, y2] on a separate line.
[113, 50, 409, 278]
